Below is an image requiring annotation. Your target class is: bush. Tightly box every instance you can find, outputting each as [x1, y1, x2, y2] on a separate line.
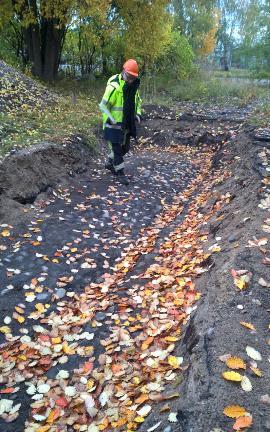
[156, 32, 195, 80]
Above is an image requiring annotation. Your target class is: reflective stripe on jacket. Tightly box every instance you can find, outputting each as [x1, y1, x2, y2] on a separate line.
[101, 73, 142, 128]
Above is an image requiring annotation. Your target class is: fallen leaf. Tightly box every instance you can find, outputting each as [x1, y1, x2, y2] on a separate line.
[226, 357, 246, 370]
[241, 376, 252, 392]
[137, 405, 152, 417]
[222, 371, 243, 382]
[223, 405, 247, 418]
[233, 415, 252, 429]
[168, 412, 178, 423]
[258, 277, 270, 288]
[250, 366, 262, 377]
[240, 322, 256, 331]
[147, 422, 162, 431]
[246, 346, 262, 361]
[168, 355, 183, 368]
[134, 416, 145, 423]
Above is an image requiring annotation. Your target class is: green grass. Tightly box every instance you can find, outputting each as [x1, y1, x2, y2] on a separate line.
[248, 101, 270, 127]
[2, 69, 270, 158]
[0, 79, 103, 157]
[212, 68, 254, 79]
[140, 71, 270, 107]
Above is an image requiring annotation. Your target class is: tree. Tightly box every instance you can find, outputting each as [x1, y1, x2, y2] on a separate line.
[1, 0, 173, 81]
[216, 0, 247, 71]
[199, 9, 219, 57]
[172, 0, 217, 53]
[116, 0, 172, 69]
[1, 0, 111, 81]
[157, 31, 195, 79]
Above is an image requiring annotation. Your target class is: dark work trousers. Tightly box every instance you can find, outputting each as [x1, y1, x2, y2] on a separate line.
[107, 130, 131, 172]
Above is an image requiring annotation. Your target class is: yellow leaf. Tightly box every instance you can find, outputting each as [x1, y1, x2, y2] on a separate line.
[35, 286, 43, 293]
[223, 405, 247, 418]
[35, 303, 45, 313]
[240, 321, 256, 331]
[134, 416, 145, 423]
[250, 366, 263, 377]
[13, 313, 25, 324]
[37, 426, 51, 432]
[222, 371, 243, 382]
[168, 355, 183, 368]
[15, 306, 24, 314]
[0, 326, 11, 334]
[234, 278, 246, 290]
[226, 357, 246, 370]
[141, 336, 154, 351]
[1, 229, 10, 237]
[164, 336, 179, 342]
[52, 337, 61, 344]
[63, 341, 75, 354]
[86, 379, 95, 391]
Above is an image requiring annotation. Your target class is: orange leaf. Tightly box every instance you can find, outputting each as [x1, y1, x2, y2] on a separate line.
[83, 361, 93, 374]
[233, 415, 252, 429]
[46, 408, 61, 424]
[111, 363, 122, 373]
[226, 356, 246, 370]
[141, 336, 154, 351]
[0, 387, 15, 394]
[55, 397, 68, 408]
[134, 394, 149, 405]
[223, 405, 247, 418]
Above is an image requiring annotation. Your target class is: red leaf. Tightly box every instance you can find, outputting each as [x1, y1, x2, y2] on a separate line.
[55, 397, 68, 408]
[0, 387, 15, 394]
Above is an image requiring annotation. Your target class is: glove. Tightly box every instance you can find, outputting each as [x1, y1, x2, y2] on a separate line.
[135, 114, 141, 124]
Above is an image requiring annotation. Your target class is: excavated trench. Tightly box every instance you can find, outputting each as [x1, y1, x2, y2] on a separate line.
[0, 105, 270, 432]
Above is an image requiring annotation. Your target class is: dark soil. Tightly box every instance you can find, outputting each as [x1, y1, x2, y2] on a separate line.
[0, 104, 270, 432]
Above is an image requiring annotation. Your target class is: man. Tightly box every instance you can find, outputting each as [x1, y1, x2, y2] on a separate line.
[99, 59, 142, 185]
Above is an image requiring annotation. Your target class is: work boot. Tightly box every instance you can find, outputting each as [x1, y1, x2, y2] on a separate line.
[105, 159, 116, 175]
[117, 169, 129, 185]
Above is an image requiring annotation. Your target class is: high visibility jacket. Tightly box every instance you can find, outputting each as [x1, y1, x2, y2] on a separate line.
[101, 73, 142, 128]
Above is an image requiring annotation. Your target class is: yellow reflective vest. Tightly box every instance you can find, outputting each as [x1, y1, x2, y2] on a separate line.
[101, 73, 142, 128]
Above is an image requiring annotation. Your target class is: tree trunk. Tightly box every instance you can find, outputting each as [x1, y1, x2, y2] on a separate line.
[14, 0, 65, 81]
[41, 19, 64, 81]
[223, 40, 230, 71]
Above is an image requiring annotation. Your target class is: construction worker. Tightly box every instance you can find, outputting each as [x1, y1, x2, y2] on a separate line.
[99, 59, 142, 185]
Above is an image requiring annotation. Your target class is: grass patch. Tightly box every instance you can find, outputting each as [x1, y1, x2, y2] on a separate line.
[2, 68, 270, 158]
[140, 71, 270, 106]
[249, 102, 270, 127]
[0, 79, 102, 158]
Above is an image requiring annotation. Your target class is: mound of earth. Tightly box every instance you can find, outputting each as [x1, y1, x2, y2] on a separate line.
[0, 60, 57, 113]
[0, 136, 95, 225]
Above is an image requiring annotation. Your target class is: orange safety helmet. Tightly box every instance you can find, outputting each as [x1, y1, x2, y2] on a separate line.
[123, 59, 139, 77]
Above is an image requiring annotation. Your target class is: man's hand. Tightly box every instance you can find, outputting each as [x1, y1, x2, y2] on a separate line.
[107, 117, 117, 125]
[135, 114, 141, 124]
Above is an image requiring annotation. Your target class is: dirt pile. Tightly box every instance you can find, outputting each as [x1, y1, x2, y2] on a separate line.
[0, 60, 57, 113]
[0, 136, 95, 225]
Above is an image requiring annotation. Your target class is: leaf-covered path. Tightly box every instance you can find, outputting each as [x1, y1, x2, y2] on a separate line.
[1, 106, 269, 432]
